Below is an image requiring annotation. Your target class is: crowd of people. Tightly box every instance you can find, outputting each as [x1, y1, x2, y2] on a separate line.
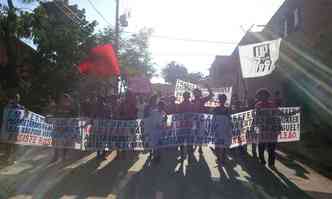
[1, 85, 284, 169]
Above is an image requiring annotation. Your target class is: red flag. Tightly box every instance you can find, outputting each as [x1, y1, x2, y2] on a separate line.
[79, 44, 120, 76]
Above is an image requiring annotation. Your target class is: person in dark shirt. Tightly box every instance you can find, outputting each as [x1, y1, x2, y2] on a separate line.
[213, 94, 230, 166]
[213, 94, 230, 116]
[273, 90, 283, 107]
[4, 92, 24, 163]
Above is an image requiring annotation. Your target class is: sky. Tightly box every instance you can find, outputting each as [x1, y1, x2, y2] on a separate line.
[11, 0, 285, 83]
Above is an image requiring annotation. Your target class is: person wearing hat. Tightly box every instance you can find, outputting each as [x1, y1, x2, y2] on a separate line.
[254, 88, 277, 168]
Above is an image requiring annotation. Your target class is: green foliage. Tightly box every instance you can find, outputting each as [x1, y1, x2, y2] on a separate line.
[161, 61, 205, 85]
[161, 61, 188, 84]
[95, 27, 155, 78]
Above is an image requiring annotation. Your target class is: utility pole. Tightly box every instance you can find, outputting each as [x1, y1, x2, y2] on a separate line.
[114, 0, 121, 95]
[115, 0, 120, 54]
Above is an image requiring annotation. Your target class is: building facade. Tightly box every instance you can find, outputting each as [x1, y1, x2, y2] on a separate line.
[210, 0, 332, 111]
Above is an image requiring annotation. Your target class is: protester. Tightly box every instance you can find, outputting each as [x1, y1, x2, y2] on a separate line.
[118, 91, 138, 120]
[150, 101, 167, 163]
[137, 95, 146, 119]
[274, 90, 283, 107]
[192, 85, 213, 154]
[177, 91, 192, 159]
[255, 88, 277, 168]
[178, 91, 192, 113]
[192, 84, 213, 113]
[4, 91, 24, 163]
[231, 94, 247, 156]
[51, 93, 76, 162]
[6, 92, 24, 109]
[144, 94, 158, 118]
[247, 97, 258, 158]
[213, 94, 230, 166]
[166, 96, 178, 114]
[93, 95, 109, 158]
[116, 92, 138, 160]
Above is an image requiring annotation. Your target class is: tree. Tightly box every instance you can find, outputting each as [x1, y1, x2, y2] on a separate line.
[95, 27, 155, 78]
[186, 72, 205, 84]
[0, 0, 35, 90]
[162, 61, 188, 84]
[26, 1, 97, 110]
[0, 1, 97, 111]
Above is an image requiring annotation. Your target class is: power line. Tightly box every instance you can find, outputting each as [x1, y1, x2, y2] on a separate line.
[86, 0, 112, 26]
[57, 1, 238, 45]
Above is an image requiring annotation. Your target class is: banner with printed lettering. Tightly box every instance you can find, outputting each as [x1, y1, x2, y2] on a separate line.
[229, 107, 300, 148]
[202, 87, 232, 107]
[150, 113, 218, 148]
[174, 79, 232, 107]
[46, 117, 86, 149]
[239, 38, 282, 78]
[174, 79, 198, 103]
[82, 118, 148, 151]
[1, 107, 300, 150]
[127, 75, 152, 94]
[0, 108, 54, 147]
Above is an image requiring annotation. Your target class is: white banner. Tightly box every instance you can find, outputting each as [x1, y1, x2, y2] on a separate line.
[239, 38, 282, 78]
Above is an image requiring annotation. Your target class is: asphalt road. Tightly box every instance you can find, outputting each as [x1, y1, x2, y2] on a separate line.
[1, 145, 332, 199]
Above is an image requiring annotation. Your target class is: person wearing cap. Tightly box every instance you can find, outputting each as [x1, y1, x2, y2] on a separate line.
[254, 88, 277, 168]
[213, 94, 230, 166]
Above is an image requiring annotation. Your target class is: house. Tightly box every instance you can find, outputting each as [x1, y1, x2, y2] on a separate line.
[210, 0, 332, 110]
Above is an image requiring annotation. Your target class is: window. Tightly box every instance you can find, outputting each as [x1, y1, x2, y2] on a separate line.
[294, 8, 299, 28]
[283, 19, 288, 37]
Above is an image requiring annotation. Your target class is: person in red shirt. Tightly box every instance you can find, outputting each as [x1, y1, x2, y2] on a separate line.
[178, 91, 192, 113]
[191, 85, 214, 113]
[117, 91, 138, 120]
[255, 88, 277, 168]
[166, 96, 178, 114]
[177, 91, 192, 159]
[191, 85, 214, 154]
[116, 91, 138, 160]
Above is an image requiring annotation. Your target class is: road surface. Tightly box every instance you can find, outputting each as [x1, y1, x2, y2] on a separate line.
[0, 145, 332, 199]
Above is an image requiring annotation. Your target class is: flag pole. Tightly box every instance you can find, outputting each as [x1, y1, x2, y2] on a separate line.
[238, 24, 254, 106]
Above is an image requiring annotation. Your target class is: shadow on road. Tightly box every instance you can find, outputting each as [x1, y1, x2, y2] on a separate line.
[2, 146, 322, 199]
